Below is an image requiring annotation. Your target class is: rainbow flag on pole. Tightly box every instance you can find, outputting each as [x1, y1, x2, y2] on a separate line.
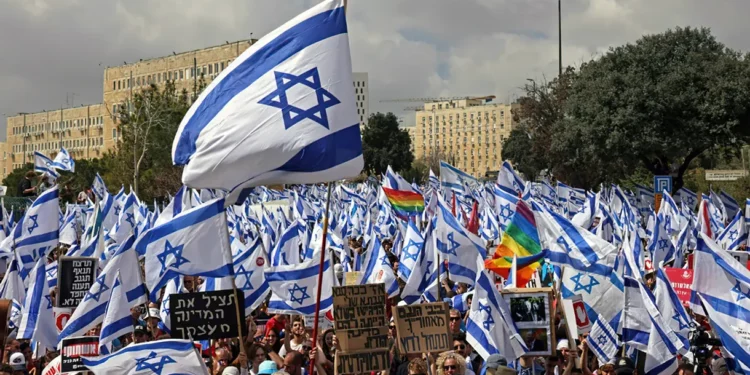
[485, 200, 543, 286]
[382, 187, 424, 218]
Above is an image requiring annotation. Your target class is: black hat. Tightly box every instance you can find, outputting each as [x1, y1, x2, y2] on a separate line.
[613, 357, 635, 375]
[134, 325, 147, 336]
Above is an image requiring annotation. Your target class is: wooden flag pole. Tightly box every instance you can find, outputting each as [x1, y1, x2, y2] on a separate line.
[309, 182, 333, 375]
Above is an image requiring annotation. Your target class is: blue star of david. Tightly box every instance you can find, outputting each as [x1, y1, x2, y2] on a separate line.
[672, 313, 690, 330]
[731, 280, 750, 302]
[436, 233, 460, 257]
[402, 239, 421, 262]
[379, 255, 391, 267]
[597, 334, 608, 346]
[235, 265, 254, 291]
[135, 351, 176, 375]
[46, 268, 57, 279]
[499, 204, 513, 222]
[157, 240, 190, 274]
[84, 274, 109, 303]
[44, 295, 53, 309]
[62, 158, 70, 165]
[478, 302, 494, 330]
[162, 295, 171, 316]
[258, 67, 341, 130]
[27, 215, 39, 234]
[289, 283, 310, 305]
[125, 212, 135, 228]
[729, 230, 739, 241]
[657, 239, 669, 250]
[557, 236, 573, 253]
[10, 309, 19, 320]
[114, 206, 121, 217]
[570, 273, 599, 294]
[421, 261, 434, 286]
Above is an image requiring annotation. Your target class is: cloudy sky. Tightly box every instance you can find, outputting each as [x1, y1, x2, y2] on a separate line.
[1, 0, 749, 140]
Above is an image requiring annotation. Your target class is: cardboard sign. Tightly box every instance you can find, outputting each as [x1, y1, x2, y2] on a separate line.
[304, 314, 333, 331]
[41, 356, 61, 375]
[57, 257, 98, 308]
[61, 336, 99, 373]
[664, 268, 694, 303]
[332, 284, 388, 352]
[332, 284, 387, 331]
[571, 295, 591, 334]
[334, 349, 390, 375]
[392, 302, 451, 354]
[54, 307, 72, 334]
[170, 290, 248, 340]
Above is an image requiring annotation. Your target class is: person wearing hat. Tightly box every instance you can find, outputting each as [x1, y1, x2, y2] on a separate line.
[9, 352, 27, 375]
[613, 357, 635, 375]
[132, 324, 149, 344]
[482, 354, 516, 375]
[257, 360, 278, 375]
[145, 307, 165, 339]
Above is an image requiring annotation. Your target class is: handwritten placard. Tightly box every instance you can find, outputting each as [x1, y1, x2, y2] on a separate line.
[335, 349, 390, 375]
[333, 284, 389, 353]
[170, 290, 247, 340]
[392, 302, 451, 354]
[57, 257, 98, 308]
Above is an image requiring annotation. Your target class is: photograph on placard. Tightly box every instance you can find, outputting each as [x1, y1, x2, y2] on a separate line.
[509, 296, 548, 324]
[519, 328, 550, 355]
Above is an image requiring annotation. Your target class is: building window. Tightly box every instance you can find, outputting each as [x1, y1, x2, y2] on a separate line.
[100, 137, 104, 146]
[179, 70, 184, 80]
[221, 62, 225, 70]
[214, 63, 218, 74]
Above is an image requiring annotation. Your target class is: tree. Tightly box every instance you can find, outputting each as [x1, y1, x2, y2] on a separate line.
[106, 81, 190, 201]
[361, 112, 414, 175]
[501, 129, 539, 181]
[400, 159, 430, 185]
[2, 163, 34, 197]
[557, 27, 750, 192]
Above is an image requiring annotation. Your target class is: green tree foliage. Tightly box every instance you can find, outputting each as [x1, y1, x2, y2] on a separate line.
[361, 112, 414, 175]
[501, 129, 537, 181]
[104, 81, 190, 202]
[557, 27, 750, 192]
[400, 158, 429, 185]
[2, 163, 35, 197]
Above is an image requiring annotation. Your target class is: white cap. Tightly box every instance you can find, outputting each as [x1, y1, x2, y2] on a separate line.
[556, 339, 570, 351]
[147, 308, 161, 319]
[10, 352, 26, 370]
[223, 367, 240, 375]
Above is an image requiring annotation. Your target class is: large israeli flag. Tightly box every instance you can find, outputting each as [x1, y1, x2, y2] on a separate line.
[33, 152, 60, 179]
[15, 186, 59, 276]
[265, 257, 334, 316]
[18, 258, 57, 350]
[51, 147, 75, 172]
[82, 340, 209, 375]
[173, 0, 362, 203]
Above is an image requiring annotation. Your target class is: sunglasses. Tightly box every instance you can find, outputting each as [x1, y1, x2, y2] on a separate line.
[449, 317, 461, 322]
[389, 326, 396, 330]
[444, 365, 457, 370]
[454, 344, 465, 350]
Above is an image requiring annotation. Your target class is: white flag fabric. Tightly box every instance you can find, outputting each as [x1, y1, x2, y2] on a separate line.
[159, 277, 184, 334]
[18, 258, 58, 349]
[358, 237, 399, 297]
[496, 160, 526, 195]
[401, 222, 438, 305]
[59, 235, 148, 342]
[15, 186, 59, 276]
[433, 196, 486, 287]
[99, 272, 133, 354]
[233, 238, 271, 316]
[466, 270, 527, 361]
[33, 151, 60, 179]
[0, 258, 25, 305]
[586, 313, 621, 365]
[621, 276, 650, 351]
[137, 198, 234, 300]
[440, 160, 479, 193]
[51, 147, 75, 172]
[717, 211, 747, 251]
[173, 0, 362, 204]
[92, 173, 107, 201]
[398, 221, 423, 281]
[111, 193, 137, 245]
[266, 257, 333, 315]
[82, 339, 209, 375]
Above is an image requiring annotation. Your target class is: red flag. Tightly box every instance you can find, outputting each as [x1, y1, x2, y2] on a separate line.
[466, 200, 480, 234]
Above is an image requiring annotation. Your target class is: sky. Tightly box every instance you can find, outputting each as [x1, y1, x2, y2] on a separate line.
[1, 0, 749, 140]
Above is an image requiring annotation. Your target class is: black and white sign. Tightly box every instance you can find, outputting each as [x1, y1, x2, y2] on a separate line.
[170, 289, 247, 340]
[57, 257, 98, 308]
[61, 336, 99, 373]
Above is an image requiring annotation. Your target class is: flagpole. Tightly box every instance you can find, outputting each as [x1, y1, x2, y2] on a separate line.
[309, 182, 333, 375]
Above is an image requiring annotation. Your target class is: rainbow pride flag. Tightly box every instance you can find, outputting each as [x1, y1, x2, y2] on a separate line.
[382, 186, 424, 218]
[485, 200, 543, 286]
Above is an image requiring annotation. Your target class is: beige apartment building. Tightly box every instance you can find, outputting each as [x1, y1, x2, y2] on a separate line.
[412, 97, 518, 178]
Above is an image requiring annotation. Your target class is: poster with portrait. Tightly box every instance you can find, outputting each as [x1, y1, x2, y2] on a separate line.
[502, 288, 555, 356]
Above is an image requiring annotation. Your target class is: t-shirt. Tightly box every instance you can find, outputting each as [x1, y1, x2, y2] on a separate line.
[18, 179, 32, 197]
[279, 340, 307, 357]
[265, 317, 286, 336]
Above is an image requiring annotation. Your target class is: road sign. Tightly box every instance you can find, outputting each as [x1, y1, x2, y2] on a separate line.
[653, 175, 672, 193]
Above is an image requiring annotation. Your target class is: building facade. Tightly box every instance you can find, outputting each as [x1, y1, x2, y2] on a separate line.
[412, 98, 518, 178]
[352, 72, 369, 127]
[3, 37, 370, 180]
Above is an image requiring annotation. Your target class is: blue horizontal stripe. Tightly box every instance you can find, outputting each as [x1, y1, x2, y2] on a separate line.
[32, 188, 59, 207]
[82, 340, 195, 367]
[100, 315, 133, 341]
[150, 264, 234, 301]
[174, 6, 347, 164]
[275, 123, 363, 172]
[622, 328, 649, 346]
[645, 357, 675, 375]
[265, 260, 330, 282]
[59, 302, 107, 341]
[465, 319, 499, 356]
[268, 295, 333, 315]
[16, 231, 59, 248]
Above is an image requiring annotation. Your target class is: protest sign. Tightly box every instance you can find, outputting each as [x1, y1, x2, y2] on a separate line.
[344, 271, 361, 286]
[332, 284, 388, 352]
[305, 314, 333, 331]
[334, 349, 390, 375]
[503, 288, 555, 356]
[41, 356, 61, 375]
[53, 307, 72, 334]
[57, 257, 97, 308]
[61, 336, 99, 373]
[571, 295, 591, 334]
[664, 268, 694, 303]
[392, 302, 451, 354]
[170, 289, 247, 340]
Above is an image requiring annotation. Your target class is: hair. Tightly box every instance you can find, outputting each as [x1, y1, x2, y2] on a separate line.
[19, 342, 30, 352]
[408, 358, 428, 374]
[266, 327, 283, 353]
[452, 332, 467, 343]
[318, 328, 335, 362]
[272, 372, 291, 375]
[248, 343, 267, 359]
[25, 171, 36, 179]
[285, 351, 304, 366]
[449, 309, 461, 317]
[292, 315, 304, 325]
[436, 352, 466, 375]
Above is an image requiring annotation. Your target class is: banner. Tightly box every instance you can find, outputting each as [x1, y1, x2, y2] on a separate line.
[169, 289, 247, 340]
[663, 268, 694, 304]
[392, 302, 451, 354]
[57, 257, 98, 308]
[332, 284, 388, 353]
[61, 336, 99, 373]
[334, 350, 389, 375]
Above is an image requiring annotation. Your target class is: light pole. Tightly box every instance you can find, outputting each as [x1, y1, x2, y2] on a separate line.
[558, 0, 563, 77]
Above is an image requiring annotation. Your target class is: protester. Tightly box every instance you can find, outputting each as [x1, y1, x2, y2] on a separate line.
[17, 171, 36, 197]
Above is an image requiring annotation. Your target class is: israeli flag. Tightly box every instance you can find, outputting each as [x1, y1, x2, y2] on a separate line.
[497, 160, 525, 195]
[155, 186, 188, 227]
[676, 187, 697, 209]
[692, 234, 750, 372]
[653, 268, 691, 353]
[59, 235, 148, 342]
[717, 211, 747, 251]
[33, 151, 60, 180]
[92, 173, 107, 200]
[18, 258, 58, 349]
[51, 147, 75, 172]
[137, 198, 234, 301]
[434, 195, 486, 287]
[15, 186, 59, 276]
[428, 169, 440, 191]
[560, 267, 624, 334]
[233, 238, 271, 316]
[648, 215, 675, 268]
[586, 313, 621, 365]
[358, 237, 399, 297]
[0, 258, 26, 305]
[398, 221, 423, 281]
[111, 193, 137, 245]
[440, 160, 479, 193]
[46, 261, 58, 289]
[99, 272, 133, 354]
[493, 184, 518, 231]
[173, 0, 362, 204]
[622, 275, 651, 351]
[635, 277, 680, 375]
[719, 190, 739, 219]
[265, 257, 334, 315]
[401, 221, 438, 304]
[59, 206, 79, 246]
[269, 219, 305, 266]
[8, 300, 21, 331]
[466, 270, 527, 362]
[159, 277, 184, 334]
[82, 339, 209, 375]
